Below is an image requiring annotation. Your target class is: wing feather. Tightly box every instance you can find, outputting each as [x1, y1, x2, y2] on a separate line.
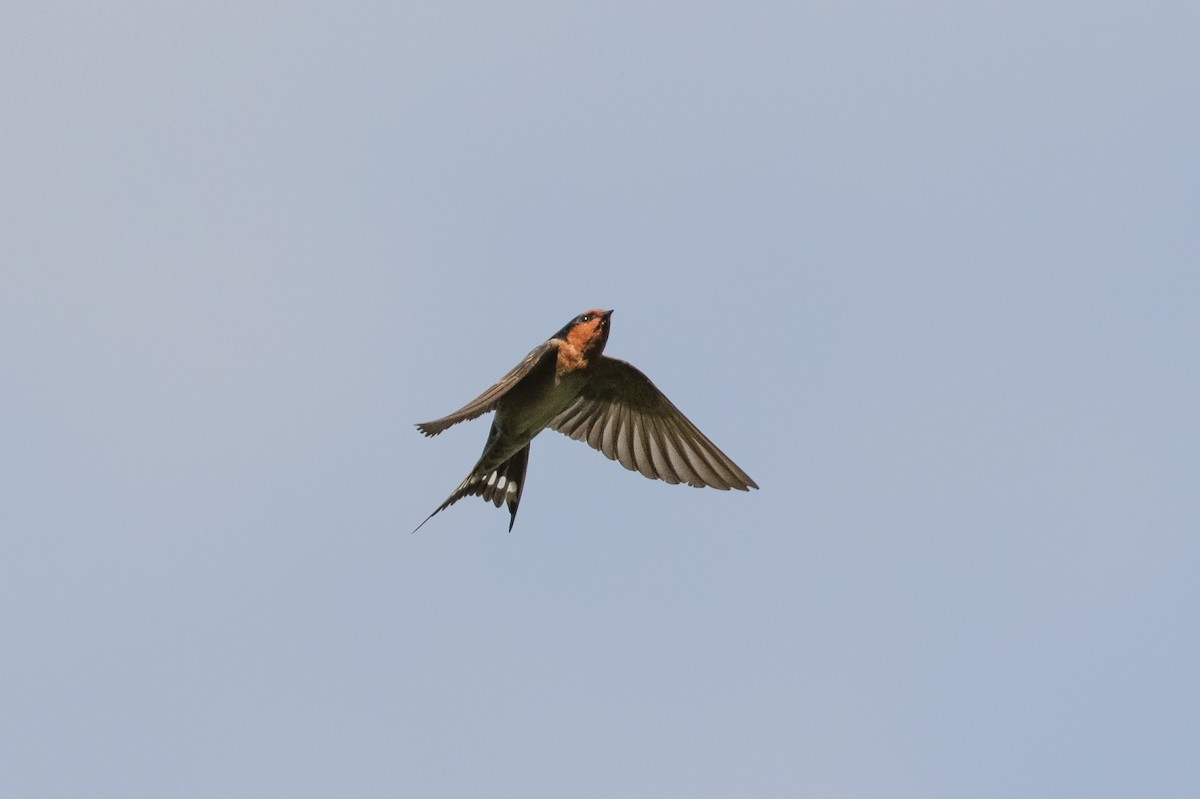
[631, 410, 655, 478]
[614, 402, 638, 472]
[644, 413, 681, 484]
[659, 414, 704, 487]
[416, 341, 559, 436]
[548, 356, 756, 491]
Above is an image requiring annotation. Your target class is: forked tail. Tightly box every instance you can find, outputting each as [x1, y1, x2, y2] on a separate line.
[412, 444, 531, 532]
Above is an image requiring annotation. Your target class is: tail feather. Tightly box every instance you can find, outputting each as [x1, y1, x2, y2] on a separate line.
[412, 444, 530, 533]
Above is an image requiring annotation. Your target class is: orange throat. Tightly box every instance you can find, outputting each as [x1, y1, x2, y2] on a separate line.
[557, 318, 608, 375]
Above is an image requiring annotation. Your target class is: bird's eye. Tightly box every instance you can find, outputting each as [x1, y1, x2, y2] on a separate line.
[579, 314, 592, 323]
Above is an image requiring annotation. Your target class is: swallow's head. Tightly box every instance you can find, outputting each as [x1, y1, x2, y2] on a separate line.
[554, 308, 613, 357]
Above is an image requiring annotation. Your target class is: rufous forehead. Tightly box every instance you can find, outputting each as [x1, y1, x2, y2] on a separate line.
[581, 308, 608, 318]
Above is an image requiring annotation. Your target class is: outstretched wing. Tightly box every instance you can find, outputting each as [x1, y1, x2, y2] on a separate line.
[416, 340, 559, 436]
[549, 356, 757, 490]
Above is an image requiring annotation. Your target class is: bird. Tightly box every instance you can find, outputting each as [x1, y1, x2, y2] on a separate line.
[413, 309, 757, 531]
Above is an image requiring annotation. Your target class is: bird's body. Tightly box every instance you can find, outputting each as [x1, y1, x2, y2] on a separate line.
[414, 309, 756, 531]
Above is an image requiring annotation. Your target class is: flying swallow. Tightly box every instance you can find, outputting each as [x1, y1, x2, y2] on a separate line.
[413, 309, 757, 531]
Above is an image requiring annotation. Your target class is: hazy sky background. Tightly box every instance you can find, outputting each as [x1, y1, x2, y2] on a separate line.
[3, 2, 1198, 796]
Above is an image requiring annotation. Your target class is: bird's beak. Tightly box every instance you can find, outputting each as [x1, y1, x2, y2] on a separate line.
[602, 309, 614, 319]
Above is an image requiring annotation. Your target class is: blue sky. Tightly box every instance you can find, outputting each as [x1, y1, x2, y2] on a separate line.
[3, 2, 1198, 796]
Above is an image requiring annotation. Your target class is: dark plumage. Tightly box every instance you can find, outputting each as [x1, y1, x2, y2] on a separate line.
[414, 309, 756, 531]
